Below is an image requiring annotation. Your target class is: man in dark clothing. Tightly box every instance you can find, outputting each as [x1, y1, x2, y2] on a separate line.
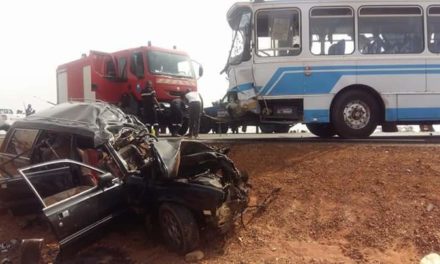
[25, 104, 35, 116]
[141, 81, 160, 135]
[183, 91, 203, 139]
[170, 98, 186, 137]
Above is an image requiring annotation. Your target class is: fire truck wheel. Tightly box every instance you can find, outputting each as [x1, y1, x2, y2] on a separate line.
[178, 122, 189, 136]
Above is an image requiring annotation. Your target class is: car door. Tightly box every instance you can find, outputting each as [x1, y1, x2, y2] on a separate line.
[18, 159, 126, 250]
[0, 128, 41, 212]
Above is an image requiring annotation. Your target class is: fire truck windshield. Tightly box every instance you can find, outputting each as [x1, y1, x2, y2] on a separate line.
[147, 51, 194, 79]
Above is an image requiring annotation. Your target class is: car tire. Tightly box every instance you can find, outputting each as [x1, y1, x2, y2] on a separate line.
[306, 123, 336, 138]
[159, 203, 199, 254]
[273, 124, 291, 133]
[213, 123, 228, 134]
[199, 117, 212, 134]
[331, 90, 379, 139]
[260, 125, 274, 133]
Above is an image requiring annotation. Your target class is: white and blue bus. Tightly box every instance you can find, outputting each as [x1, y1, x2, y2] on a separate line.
[222, 0, 440, 138]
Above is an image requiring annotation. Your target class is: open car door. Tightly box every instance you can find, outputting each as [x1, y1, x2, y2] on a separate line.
[18, 159, 127, 251]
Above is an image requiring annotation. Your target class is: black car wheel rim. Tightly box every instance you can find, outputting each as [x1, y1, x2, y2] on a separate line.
[162, 211, 183, 248]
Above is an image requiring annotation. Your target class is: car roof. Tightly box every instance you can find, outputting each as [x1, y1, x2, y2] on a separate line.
[12, 102, 129, 146]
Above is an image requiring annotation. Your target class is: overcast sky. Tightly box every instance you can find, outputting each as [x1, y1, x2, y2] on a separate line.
[0, 0, 240, 112]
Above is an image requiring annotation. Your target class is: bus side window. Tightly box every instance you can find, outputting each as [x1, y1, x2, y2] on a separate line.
[358, 6, 424, 55]
[309, 7, 354, 56]
[256, 9, 301, 57]
[428, 6, 440, 53]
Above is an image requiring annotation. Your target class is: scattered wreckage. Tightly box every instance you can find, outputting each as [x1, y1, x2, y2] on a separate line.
[0, 102, 249, 256]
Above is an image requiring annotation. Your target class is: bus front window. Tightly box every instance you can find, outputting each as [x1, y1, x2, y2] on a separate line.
[227, 10, 252, 66]
[147, 51, 194, 79]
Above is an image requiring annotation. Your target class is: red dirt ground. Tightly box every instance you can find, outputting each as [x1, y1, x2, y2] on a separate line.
[2, 143, 440, 263]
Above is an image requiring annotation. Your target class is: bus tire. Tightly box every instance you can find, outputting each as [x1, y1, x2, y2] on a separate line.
[306, 123, 336, 138]
[331, 90, 379, 139]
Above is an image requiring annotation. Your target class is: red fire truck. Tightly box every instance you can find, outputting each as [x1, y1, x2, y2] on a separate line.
[56, 45, 202, 133]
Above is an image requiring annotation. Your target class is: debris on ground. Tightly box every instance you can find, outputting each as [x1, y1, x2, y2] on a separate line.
[185, 250, 204, 262]
[420, 253, 440, 264]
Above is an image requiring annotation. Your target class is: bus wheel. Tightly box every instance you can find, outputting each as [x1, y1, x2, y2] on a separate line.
[331, 90, 379, 139]
[306, 123, 336, 138]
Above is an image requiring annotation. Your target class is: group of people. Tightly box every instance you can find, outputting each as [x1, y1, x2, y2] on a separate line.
[140, 81, 202, 139]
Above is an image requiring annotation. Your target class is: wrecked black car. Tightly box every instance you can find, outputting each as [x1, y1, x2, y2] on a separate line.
[0, 102, 249, 254]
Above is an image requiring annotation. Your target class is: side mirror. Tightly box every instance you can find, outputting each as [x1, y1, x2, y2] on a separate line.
[98, 173, 114, 189]
[192, 60, 203, 79]
[198, 65, 204, 78]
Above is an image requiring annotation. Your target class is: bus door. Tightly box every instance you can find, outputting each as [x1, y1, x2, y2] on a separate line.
[253, 8, 304, 98]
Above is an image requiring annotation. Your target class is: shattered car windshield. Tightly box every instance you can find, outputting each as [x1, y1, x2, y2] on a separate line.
[147, 51, 194, 78]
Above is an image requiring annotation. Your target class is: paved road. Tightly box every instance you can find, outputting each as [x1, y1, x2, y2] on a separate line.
[1, 131, 440, 148]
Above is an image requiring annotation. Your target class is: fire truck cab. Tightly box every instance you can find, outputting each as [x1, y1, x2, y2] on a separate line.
[56, 45, 202, 132]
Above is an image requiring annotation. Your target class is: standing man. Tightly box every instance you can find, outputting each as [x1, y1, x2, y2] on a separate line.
[141, 81, 160, 135]
[25, 104, 35, 116]
[170, 98, 185, 137]
[183, 90, 203, 139]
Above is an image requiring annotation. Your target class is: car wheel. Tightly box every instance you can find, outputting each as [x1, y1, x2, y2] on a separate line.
[331, 90, 379, 139]
[199, 117, 212, 134]
[260, 124, 274, 133]
[306, 123, 336, 138]
[213, 123, 228, 134]
[273, 124, 290, 133]
[159, 203, 199, 254]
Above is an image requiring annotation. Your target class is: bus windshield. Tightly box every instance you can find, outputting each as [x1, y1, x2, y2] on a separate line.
[147, 51, 194, 79]
[227, 9, 252, 66]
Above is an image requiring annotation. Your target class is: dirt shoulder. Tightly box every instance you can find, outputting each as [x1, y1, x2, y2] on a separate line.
[2, 143, 440, 263]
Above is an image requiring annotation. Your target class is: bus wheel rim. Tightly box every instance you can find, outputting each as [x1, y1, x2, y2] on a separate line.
[343, 100, 370, 129]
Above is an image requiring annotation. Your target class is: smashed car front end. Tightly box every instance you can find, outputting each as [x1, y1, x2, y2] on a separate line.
[151, 140, 250, 233]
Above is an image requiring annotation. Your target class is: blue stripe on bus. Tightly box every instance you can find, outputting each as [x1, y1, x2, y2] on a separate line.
[231, 82, 254, 92]
[387, 108, 440, 121]
[304, 109, 330, 123]
[260, 64, 440, 96]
